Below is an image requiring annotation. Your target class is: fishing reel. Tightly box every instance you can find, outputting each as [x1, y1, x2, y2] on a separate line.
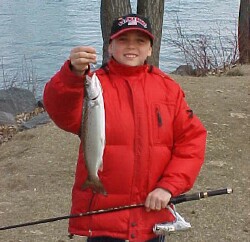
[153, 205, 191, 235]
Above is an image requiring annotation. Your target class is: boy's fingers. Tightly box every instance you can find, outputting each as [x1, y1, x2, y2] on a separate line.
[145, 188, 171, 211]
[69, 48, 97, 69]
[145, 194, 156, 211]
[71, 57, 96, 67]
[73, 51, 96, 59]
[69, 46, 97, 73]
[70, 52, 96, 63]
[144, 194, 151, 208]
[70, 47, 96, 61]
[71, 46, 96, 55]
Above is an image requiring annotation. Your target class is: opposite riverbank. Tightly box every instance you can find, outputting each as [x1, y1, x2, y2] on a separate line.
[0, 65, 249, 242]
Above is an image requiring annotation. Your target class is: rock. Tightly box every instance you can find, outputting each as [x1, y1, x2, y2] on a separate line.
[19, 112, 51, 130]
[171, 64, 196, 76]
[37, 100, 45, 108]
[0, 124, 18, 144]
[230, 112, 247, 118]
[0, 87, 36, 115]
[207, 160, 226, 168]
[0, 87, 48, 144]
[0, 111, 16, 125]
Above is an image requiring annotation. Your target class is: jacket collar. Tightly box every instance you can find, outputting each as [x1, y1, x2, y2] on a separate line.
[107, 58, 149, 77]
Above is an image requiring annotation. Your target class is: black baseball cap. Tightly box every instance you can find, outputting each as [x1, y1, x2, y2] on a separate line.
[110, 14, 154, 43]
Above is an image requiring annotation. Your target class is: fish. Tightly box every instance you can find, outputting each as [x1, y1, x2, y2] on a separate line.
[81, 73, 107, 195]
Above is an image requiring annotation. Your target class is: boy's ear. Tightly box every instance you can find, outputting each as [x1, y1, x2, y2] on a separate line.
[108, 43, 112, 56]
[147, 46, 152, 57]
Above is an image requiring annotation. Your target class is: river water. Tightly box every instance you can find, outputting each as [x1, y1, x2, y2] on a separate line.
[0, 0, 240, 97]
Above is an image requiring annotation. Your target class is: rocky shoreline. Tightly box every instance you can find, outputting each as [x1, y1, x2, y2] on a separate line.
[0, 87, 50, 145]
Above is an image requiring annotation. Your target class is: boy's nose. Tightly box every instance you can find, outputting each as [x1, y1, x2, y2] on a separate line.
[127, 40, 136, 48]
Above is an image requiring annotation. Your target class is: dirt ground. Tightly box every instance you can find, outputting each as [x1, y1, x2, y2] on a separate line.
[0, 65, 249, 242]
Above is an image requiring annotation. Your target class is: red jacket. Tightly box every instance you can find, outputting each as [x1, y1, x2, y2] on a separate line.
[43, 59, 206, 241]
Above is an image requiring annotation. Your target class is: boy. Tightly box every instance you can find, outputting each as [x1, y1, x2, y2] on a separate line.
[43, 14, 206, 242]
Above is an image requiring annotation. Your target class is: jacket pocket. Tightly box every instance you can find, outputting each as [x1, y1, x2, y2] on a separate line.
[151, 102, 175, 145]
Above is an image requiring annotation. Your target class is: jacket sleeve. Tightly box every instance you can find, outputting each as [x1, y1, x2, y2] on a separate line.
[156, 87, 207, 197]
[43, 60, 85, 135]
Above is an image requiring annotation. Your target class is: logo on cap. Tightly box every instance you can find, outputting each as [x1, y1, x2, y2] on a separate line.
[118, 16, 148, 29]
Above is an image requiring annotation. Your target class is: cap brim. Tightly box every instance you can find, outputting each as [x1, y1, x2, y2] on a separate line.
[110, 28, 154, 41]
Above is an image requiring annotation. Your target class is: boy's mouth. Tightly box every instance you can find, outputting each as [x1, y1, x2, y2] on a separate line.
[124, 54, 137, 58]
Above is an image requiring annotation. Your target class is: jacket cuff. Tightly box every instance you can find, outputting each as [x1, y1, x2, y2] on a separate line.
[69, 61, 90, 76]
[59, 60, 88, 88]
[156, 181, 183, 197]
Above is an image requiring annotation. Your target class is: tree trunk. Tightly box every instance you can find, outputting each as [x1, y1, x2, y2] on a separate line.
[137, 0, 165, 67]
[238, 0, 250, 63]
[100, 0, 132, 64]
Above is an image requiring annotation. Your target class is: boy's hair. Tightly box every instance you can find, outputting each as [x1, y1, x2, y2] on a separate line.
[110, 13, 154, 45]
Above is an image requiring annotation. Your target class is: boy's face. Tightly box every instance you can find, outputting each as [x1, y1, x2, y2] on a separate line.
[108, 30, 152, 66]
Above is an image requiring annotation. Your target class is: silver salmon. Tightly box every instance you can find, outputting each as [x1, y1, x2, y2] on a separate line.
[81, 73, 107, 195]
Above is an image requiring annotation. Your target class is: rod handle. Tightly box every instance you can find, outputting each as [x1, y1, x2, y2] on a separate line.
[170, 187, 233, 205]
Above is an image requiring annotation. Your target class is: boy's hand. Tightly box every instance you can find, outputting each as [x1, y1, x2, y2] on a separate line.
[145, 188, 172, 212]
[69, 46, 97, 76]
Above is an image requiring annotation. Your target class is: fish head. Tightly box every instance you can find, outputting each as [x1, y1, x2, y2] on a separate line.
[85, 73, 102, 100]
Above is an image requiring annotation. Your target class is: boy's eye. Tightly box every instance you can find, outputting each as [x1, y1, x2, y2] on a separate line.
[117, 36, 127, 41]
[138, 38, 146, 43]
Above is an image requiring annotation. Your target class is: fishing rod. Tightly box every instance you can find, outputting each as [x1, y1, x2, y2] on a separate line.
[0, 187, 233, 231]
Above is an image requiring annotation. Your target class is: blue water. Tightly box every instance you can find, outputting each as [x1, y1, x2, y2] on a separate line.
[0, 0, 240, 97]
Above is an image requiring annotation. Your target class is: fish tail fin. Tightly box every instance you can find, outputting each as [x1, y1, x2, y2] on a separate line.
[82, 178, 107, 196]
